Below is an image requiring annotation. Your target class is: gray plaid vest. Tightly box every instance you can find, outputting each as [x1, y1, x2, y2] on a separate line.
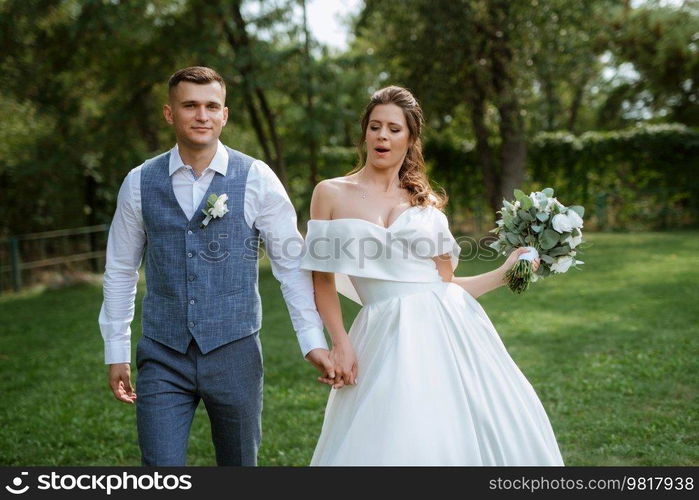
[140, 146, 261, 354]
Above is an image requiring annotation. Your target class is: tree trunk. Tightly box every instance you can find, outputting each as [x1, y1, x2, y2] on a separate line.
[567, 67, 593, 133]
[301, 0, 319, 189]
[488, 1, 526, 205]
[541, 73, 558, 131]
[84, 172, 99, 272]
[131, 84, 160, 153]
[466, 79, 500, 216]
[255, 87, 288, 189]
[216, 0, 289, 190]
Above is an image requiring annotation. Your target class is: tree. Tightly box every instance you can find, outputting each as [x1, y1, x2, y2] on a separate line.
[356, 0, 529, 215]
[603, 1, 699, 126]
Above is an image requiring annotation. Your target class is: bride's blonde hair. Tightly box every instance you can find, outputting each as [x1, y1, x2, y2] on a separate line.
[347, 86, 447, 209]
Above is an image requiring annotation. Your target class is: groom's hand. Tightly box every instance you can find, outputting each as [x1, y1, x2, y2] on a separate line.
[108, 363, 137, 404]
[305, 348, 335, 386]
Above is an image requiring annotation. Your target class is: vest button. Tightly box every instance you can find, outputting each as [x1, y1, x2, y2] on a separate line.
[188, 321, 195, 328]
[188, 275, 195, 282]
[189, 299, 195, 305]
[187, 230, 193, 235]
[187, 252, 193, 258]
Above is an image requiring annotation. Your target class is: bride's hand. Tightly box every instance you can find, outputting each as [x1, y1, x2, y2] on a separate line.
[500, 247, 540, 274]
[329, 338, 358, 389]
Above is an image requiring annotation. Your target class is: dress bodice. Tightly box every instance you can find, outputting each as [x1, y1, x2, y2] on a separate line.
[300, 205, 460, 305]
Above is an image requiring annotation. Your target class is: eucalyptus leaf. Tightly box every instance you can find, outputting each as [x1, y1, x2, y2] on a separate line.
[549, 244, 572, 257]
[531, 224, 543, 233]
[513, 189, 528, 204]
[540, 254, 555, 264]
[540, 228, 560, 250]
[569, 205, 585, 217]
[536, 212, 549, 222]
[542, 187, 554, 197]
[518, 209, 534, 222]
[506, 232, 520, 245]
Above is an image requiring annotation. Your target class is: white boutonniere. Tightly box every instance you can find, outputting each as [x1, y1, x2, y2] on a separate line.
[200, 193, 229, 228]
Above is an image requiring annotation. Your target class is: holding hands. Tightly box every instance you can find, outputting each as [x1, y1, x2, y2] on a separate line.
[306, 338, 358, 389]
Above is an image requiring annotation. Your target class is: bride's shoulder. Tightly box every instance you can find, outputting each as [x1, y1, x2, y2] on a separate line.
[420, 196, 452, 231]
[425, 194, 447, 215]
[315, 175, 358, 192]
[311, 176, 358, 212]
[310, 176, 354, 220]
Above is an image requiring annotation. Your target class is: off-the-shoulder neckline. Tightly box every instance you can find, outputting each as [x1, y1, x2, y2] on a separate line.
[308, 205, 432, 231]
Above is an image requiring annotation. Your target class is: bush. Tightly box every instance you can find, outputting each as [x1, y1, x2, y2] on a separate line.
[528, 123, 699, 230]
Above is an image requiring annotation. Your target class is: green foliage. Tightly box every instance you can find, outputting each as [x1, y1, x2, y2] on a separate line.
[604, 2, 699, 127]
[528, 123, 699, 230]
[1, 0, 697, 237]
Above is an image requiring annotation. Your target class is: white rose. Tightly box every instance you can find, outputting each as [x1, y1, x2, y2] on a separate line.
[530, 192, 548, 210]
[563, 233, 582, 249]
[550, 255, 574, 273]
[566, 210, 583, 229]
[544, 196, 562, 214]
[551, 213, 573, 233]
[211, 194, 229, 218]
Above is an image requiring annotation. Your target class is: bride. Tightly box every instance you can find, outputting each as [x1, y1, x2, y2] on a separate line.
[300, 86, 564, 466]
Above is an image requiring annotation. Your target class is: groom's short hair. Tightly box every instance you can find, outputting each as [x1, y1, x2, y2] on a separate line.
[168, 66, 226, 99]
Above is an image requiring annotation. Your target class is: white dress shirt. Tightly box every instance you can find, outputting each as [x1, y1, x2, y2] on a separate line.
[98, 141, 328, 364]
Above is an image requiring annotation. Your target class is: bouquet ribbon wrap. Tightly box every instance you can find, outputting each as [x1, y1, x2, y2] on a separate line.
[517, 246, 539, 262]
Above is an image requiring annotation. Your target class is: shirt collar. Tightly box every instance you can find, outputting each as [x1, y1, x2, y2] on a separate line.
[168, 140, 228, 177]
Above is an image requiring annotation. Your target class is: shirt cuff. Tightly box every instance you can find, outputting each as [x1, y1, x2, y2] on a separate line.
[297, 327, 329, 358]
[104, 340, 132, 365]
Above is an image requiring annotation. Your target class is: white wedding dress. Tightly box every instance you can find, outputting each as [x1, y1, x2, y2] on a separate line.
[300, 204, 564, 466]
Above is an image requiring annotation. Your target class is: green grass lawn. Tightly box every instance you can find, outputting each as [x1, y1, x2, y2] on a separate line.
[0, 230, 697, 466]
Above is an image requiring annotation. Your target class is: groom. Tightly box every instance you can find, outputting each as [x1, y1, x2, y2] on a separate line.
[98, 66, 333, 465]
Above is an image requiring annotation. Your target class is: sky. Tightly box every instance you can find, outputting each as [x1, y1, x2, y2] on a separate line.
[630, 0, 687, 6]
[306, 0, 362, 51]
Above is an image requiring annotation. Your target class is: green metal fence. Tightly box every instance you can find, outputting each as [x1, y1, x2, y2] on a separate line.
[0, 224, 109, 293]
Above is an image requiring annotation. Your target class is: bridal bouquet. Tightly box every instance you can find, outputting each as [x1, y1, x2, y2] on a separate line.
[488, 188, 585, 294]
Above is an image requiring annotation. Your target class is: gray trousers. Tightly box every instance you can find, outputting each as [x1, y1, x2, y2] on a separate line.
[135, 333, 263, 466]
